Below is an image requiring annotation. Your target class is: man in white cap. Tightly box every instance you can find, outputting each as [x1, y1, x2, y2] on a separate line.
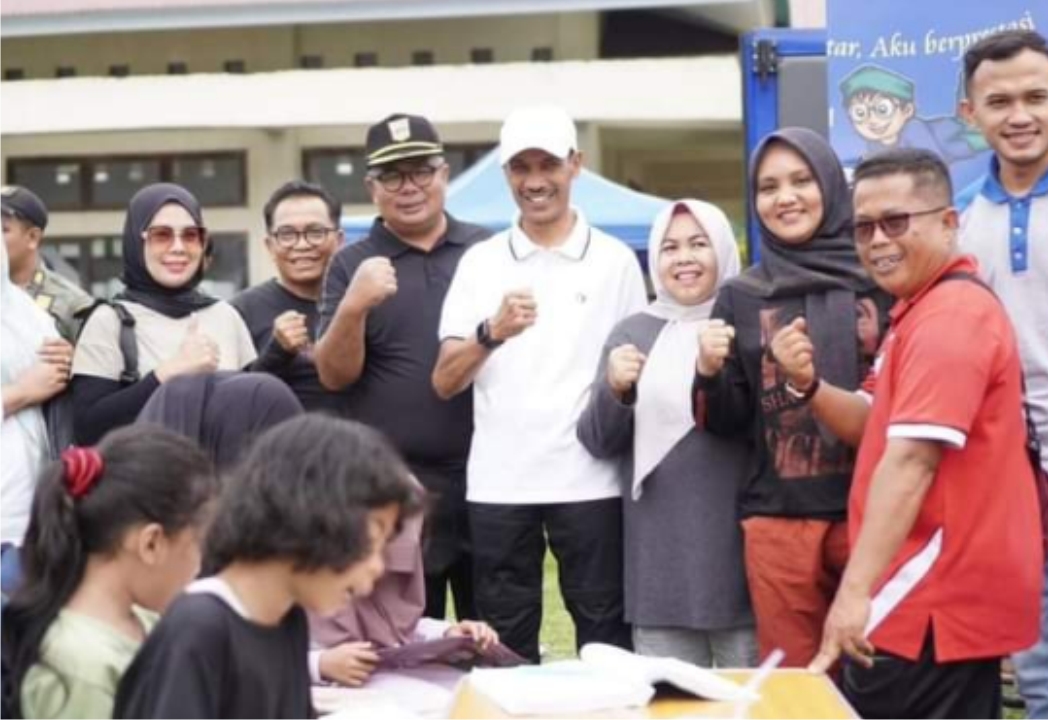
[433, 105, 646, 661]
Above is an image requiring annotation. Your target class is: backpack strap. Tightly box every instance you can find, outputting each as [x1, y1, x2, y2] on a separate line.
[109, 302, 140, 385]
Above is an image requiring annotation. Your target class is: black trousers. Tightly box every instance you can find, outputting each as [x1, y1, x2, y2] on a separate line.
[843, 626, 1002, 719]
[424, 553, 476, 621]
[469, 498, 631, 663]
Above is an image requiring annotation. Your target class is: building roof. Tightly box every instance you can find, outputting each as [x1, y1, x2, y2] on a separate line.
[0, 56, 742, 135]
[1, 0, 773, 37]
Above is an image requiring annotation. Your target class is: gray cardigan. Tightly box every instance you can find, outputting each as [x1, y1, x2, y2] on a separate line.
[577, 312, 754, 631]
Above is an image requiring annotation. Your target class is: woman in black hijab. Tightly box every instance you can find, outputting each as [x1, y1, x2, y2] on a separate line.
[71, 183, 257, 444]
[694, 128, 892, 668]
[139, 372, 303, 471]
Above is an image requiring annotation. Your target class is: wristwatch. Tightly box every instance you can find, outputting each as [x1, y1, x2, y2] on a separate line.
[476, 319, 504, 350]
[785, 376, 821, 403]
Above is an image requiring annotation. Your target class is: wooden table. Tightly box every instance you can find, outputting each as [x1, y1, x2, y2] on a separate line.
[450, 669, 858, 719]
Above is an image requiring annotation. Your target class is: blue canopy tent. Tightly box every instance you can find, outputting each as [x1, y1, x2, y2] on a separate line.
[342, 148, 669, 260]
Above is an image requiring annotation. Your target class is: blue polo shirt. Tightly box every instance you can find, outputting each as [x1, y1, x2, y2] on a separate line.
[959, 158, 1048, 470]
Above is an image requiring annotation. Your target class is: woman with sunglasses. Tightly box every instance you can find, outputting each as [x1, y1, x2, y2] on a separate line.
[694, 127, 892, 667]
[71, 183, 256, 444]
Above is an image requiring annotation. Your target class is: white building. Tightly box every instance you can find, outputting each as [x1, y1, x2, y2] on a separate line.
[0, 0, 823, 294]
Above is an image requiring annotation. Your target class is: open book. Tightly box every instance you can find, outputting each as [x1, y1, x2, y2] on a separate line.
[376, 635, 527, 670]
[470, 643, 760, 715]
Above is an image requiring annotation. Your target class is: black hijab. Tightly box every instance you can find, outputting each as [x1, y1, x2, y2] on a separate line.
[734, 128, 878, 392]
[117, 182, 218, 318]
[138, 372, 303, 470]
[733, 127, 875, 299]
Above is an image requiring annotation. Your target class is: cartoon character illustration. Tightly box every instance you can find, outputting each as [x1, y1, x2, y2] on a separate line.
[840, 64, 988, 164]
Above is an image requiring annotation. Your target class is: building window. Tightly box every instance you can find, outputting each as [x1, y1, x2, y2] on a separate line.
[4, 68, 25, 81]
[55, 66, 77, 78]
[300, 54, 324, 69]
[302, 144, 495, 206]
[354, 52, 378, 67]
[471, 48, 494, 64]
[303, 149, 370, 205]
[7, 152, 247, 211]
[532, 47, 554, 62]
[45, 233, 249, 300]
[411, 50, 434, 66]
[109, 64, 130, 77]
[224, 60, 246, 74]
[167, 61, 188, 75]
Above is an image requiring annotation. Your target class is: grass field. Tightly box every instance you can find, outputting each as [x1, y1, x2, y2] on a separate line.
[539, 549, 576, 661]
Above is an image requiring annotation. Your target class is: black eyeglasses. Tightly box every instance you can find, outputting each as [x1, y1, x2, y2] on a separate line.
[853, 206, 948, 245]
[368, 161, 445, 193]
[270, 226, 337, 248]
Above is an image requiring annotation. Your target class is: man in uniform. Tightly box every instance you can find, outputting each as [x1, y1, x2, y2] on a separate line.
[2, 185, 94, 342]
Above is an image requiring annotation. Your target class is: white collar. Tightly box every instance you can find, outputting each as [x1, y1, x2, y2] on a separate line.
[508, 208, 591, 261]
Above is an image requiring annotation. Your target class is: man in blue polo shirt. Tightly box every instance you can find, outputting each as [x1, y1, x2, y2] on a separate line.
[959, 29, 1048, 718]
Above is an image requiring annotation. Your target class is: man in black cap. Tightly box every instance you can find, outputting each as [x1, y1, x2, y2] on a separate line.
[2, 185, 94, 343]
[314, 114, 491, 656]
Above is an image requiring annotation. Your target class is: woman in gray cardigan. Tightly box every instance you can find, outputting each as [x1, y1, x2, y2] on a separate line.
[577, 199, 756, 668]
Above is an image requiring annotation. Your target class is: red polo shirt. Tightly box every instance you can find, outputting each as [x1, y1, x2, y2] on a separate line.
[852, 255, 1042, 662]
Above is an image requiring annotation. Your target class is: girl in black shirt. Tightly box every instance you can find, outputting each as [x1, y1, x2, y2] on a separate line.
[114, 415, 423, 719]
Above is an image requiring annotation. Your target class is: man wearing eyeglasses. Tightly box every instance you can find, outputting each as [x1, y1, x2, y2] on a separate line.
[314, 114, 491, 633]
[769, 148, 1041, 719]
[957, 29, 1048, 720]
[230, 180, 344, 414]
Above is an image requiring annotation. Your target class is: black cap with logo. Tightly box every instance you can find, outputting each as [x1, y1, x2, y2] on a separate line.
[1, 185, 49, 230]
[365, 114, 444, 168]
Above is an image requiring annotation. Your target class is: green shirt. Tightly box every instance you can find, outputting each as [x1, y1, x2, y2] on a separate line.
[21, 606, 158, 719]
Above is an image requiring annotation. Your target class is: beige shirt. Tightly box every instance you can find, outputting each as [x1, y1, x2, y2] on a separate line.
[72, 300, 257, 379]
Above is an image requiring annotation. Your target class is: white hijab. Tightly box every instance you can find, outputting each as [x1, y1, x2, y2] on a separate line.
[1, 241, 59, 471]
[632, 200, 741, 500]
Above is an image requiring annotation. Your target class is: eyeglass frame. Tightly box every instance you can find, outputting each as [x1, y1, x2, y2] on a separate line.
[141, 224, 208, 250]
[853, 206, 949, 245]
[268, 225, 340, 248]
[366, 156, 447, 193]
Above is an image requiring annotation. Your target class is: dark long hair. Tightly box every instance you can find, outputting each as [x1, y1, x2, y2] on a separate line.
[205, 415, 424, 574]
[1, 426, 215, 719]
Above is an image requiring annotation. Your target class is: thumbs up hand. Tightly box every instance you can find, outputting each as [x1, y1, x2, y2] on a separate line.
[769, 317, 816, 391]
[156, 314, 221, 383]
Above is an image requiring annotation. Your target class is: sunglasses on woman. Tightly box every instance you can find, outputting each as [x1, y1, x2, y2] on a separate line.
[142, 225, 207, 250]
[853, 206, 947, 245]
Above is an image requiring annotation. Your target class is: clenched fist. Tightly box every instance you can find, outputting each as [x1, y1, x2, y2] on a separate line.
[606, 344, 646, 399]
[697, 319, 735, 377]
[769, 317, 816, 390]
[345, 257, 397, 311]
[272, 310, 310, 354]
[488, 288, 537, 342]
[156, 316, 220, 382]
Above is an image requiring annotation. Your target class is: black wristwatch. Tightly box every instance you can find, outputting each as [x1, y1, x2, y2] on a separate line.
[785, 376, 821, 403]
[476, 319, 504, 350]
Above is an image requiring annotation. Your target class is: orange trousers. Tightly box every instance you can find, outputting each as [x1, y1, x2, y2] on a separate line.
[741, 516, 849, 668]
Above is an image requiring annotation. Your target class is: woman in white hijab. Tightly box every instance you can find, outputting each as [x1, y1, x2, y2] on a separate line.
[578, 200, 756, 668]
[1, 241, 72, 593]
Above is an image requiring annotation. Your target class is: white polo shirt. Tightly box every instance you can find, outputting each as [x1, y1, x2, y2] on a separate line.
[439, 210, 647, 504]
[960, 160, 1048, 469]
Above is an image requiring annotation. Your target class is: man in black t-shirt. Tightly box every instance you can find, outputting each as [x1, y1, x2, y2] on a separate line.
[315, 114, 490, 629]
[231, 181, 343, 414]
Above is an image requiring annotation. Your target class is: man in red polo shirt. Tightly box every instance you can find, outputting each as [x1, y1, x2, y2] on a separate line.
[770, 147, 1042, 718]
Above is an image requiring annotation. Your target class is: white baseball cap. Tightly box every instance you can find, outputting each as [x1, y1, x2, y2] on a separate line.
[498, 105, 578, 166]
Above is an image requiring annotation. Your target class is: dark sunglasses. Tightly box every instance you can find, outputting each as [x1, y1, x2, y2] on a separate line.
[854, 206, 947, 245]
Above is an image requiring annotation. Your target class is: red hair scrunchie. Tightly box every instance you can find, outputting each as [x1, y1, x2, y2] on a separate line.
[61, 447, 105, 499]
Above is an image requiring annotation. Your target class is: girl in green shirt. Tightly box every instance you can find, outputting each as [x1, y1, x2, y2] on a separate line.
[1, 425, 216, 719]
